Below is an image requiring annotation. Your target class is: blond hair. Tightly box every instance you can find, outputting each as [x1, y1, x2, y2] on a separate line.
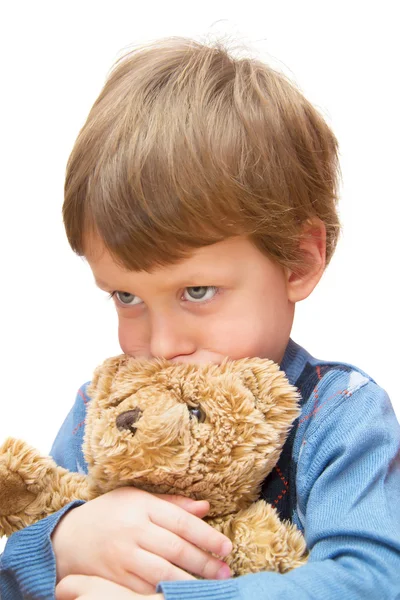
[63, 37, 340, 272]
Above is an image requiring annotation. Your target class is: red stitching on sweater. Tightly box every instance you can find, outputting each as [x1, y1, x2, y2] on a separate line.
[273, 488, 287, 506]
[72, 419, 85, 435]
[312, 388, 319, 410]
[275, 466, 289, 488]
[298, 389, 352, 425]
[272, 466, 289, 506]
[78, 388, 89, 405]
[310, 377, 320, 414]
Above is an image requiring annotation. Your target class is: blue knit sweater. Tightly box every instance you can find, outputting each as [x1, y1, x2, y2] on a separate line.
[1, 339, 399, 599]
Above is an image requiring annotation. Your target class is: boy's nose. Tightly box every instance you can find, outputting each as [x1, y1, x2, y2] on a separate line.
[149, 314, 196, 361]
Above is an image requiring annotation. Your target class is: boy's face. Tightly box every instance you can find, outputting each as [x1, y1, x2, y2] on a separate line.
[86, 236, 295, 365]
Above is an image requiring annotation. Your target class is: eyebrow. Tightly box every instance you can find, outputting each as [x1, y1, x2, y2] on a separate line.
[94, 279, 113, 289]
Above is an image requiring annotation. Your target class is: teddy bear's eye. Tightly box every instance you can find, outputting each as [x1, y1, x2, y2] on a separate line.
[188, 406, 206, 423]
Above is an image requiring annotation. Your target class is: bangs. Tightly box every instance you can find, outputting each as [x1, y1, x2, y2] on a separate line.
[80, 95, 257, 270]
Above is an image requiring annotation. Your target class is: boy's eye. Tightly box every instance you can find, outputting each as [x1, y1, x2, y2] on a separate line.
[114, 291, 144, 306]
[183, 286, 217, 303]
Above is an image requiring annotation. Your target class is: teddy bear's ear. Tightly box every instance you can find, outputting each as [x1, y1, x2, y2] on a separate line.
[222, 358, 301, 435]
[89, 355, 128, 391]
[87, 355, 168, 408]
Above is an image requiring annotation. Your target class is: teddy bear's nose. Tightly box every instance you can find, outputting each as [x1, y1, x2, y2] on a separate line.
[116, 408, 143, 434]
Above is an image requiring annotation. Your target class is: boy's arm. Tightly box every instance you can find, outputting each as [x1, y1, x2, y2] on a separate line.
[157, 379, 400, 600]
[0, 384, 89, 600]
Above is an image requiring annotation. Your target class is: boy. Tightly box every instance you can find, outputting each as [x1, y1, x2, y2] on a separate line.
[1, 37, 399, 600]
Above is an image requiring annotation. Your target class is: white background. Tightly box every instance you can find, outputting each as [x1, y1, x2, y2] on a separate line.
[0, 1, 399, 551]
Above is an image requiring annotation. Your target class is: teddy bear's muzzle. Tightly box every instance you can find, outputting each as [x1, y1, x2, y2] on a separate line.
[115, 408, 143, 434]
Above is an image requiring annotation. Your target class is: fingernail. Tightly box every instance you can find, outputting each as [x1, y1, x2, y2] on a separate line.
[221, 540, 232, 556]
[217, 564, 231, 580]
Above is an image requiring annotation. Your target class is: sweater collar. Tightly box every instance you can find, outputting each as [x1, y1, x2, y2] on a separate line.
[280, 338, 312, 386]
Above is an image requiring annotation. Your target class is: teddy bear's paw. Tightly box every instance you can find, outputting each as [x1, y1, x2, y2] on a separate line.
[0, 457, 37, 517]
[0, 438, 59, 536]
[0, 454, 38, 538]
[215, 500, 308, 576]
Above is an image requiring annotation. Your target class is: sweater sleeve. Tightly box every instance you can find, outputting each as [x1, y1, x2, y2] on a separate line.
[0, 384, 90, 600]
[158, 379, 400, 600]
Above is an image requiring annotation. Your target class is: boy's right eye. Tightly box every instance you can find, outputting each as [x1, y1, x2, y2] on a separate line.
[112, 291, 144, 306]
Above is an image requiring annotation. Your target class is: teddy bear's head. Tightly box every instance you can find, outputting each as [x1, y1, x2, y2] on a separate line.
[84, 356, 300, 517]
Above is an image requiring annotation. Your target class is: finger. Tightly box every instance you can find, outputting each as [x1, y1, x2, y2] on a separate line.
[125, 547, 197, 587]
[140, 522, 231, 580]
[56, 575, 97, 600]
[115, 564, 156, 596]
[107, 571, 156, 595]
[86, 558, 156, 595]
[155, 494, 210, 518]
[56, 575, 137, 600]
[56, 573, 154, 599]
[149, 502, 232, 558]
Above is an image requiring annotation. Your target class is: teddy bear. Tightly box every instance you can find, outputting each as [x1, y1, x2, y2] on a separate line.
[0, 355, 307, 575]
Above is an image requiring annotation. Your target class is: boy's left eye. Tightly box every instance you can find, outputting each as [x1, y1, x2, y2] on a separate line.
[183, 286, 217, 303]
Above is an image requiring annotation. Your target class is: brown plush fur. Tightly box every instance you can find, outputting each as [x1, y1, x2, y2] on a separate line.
[0, 356, 308, 574]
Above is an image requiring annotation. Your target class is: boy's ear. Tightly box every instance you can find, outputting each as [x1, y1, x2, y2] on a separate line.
[286, 217, 326, 302]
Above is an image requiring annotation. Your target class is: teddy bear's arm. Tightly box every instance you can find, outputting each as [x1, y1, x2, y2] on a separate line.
[207, 500, 308, 576]
[0, 438, 91, 537]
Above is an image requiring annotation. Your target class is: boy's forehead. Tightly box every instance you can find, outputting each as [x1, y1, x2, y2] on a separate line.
[84, 235, 260, 290]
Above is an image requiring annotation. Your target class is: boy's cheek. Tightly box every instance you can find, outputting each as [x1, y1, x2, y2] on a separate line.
[118, 320, 149, 358]
[116, 298, 291, 363]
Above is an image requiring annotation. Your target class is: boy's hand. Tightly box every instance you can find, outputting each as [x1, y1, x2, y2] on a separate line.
[52, 487, 232, 594]
[56, 574, 162, 600]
